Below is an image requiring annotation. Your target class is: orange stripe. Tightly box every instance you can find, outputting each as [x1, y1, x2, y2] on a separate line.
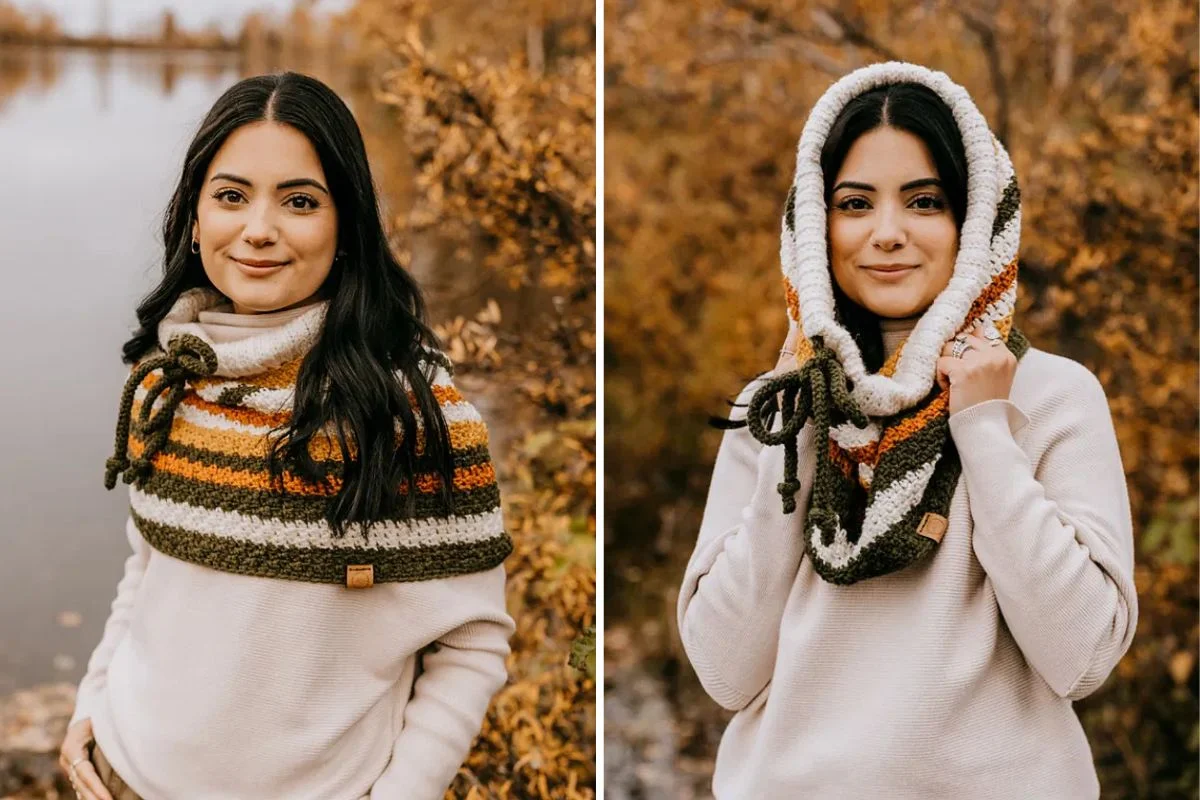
[965, 259, 1018, 327]
[844, 440, 879, 464]
[187, 359, 303, 393]
[829, 439, 854, 478]
[784, 278, 800, 323]
[130, 439, 496, 495]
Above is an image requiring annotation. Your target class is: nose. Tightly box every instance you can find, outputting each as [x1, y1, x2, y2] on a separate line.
[241, 201, 279, 248]
[870, 204, 907, 251]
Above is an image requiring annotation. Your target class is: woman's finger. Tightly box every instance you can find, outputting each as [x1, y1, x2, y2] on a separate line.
[783, 322, 801, 351]
[936, 357, 962, 385]
[71, 758, 114, 800]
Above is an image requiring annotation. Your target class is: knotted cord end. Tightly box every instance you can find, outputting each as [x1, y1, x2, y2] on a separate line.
[123, 458, 152, 487]
[777, 479, 800, 514]
[103, 456, 127, 490]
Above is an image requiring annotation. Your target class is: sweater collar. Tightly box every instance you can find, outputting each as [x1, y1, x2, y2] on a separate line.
[879, 315, 919, 361]
[157, 287, 328, 378]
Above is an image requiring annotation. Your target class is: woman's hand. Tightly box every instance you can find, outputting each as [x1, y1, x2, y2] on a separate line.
[58, 718, 113, 800]
[774, 321, 802, 374]
[935, 321, 1017, 415]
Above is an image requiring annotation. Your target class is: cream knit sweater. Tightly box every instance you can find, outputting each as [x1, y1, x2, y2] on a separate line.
[678, 329, 1137, 799]
[73, 302, 514, 800]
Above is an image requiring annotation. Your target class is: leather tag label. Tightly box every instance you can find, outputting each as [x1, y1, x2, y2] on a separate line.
[346, 564, 375, 589]
[917, 512, 948, 543]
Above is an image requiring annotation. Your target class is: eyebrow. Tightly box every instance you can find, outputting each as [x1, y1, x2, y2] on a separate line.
[209, 173, 330, 195]
[832, 178, 943, 193]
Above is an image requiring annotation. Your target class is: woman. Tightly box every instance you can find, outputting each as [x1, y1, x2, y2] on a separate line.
[59, 72, 514, 800]
[678, 62, 1136, 798]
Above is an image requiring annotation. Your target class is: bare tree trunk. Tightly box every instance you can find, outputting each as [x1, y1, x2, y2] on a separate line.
[1050, 0, 1075, 93]
[526, 22, 545, 77]
[959, 8, 1011, 147]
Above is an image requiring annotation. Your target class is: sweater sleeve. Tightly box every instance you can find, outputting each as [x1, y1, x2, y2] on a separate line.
[676, 378, 812, 711]
[948, 369, 1138, 701]
[369, 565, 514, 800]
[71, 516, 151, 726]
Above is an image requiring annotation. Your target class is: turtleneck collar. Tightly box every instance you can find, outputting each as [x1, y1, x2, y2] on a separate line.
[157, 288, 328, 377]
[879, 315, 919, 361]
[197, 299, 325, 344]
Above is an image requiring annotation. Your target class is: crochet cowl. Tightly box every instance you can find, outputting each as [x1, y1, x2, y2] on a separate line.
[103, 287, 512, 586]
[747, 61, 1029, 585]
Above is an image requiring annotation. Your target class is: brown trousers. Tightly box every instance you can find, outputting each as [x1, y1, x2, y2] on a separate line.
[87, 740, 144, 800]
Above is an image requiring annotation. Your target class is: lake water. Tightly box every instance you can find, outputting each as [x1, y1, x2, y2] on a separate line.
[0, 47, 533, 694]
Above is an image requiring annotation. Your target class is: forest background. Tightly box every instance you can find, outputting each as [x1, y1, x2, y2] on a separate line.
[605, 0, 1198, 798]
[0, 1, 596, 798]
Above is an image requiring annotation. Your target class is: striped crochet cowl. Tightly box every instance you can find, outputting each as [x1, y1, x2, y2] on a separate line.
[747, 62, 1030, 585]
[103, 287, 511, 586]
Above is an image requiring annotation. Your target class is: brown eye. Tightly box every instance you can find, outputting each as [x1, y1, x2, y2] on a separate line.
[286, 194, 318, 211]
[911, 194, 946, 211]
[214, 189, 244, 204]
[836, 197, 870, 211]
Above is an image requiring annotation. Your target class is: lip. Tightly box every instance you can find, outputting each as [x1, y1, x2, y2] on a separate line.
[233, 257, 290, 269]
[862, 263, 919, 281]
[862, 263, 919, 272]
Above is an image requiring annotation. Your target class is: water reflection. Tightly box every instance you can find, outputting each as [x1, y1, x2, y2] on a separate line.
[0, 46, 540, 693]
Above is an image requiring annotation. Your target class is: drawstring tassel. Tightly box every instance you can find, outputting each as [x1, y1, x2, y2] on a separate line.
[104, 334, 218, 490]
[745, 337, 868, 513]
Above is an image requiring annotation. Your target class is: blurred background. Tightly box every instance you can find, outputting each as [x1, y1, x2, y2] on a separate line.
[0, 1, 595, 797]
[604, 0, 1197, 798]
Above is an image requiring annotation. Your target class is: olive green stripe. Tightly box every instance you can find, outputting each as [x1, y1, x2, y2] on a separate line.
[991, 176, 1020, 240]
[131, 511, 512, 584]
[866, 410, 949, 495]
[139, 470, 501, 523]
[215, 384, 264, 406]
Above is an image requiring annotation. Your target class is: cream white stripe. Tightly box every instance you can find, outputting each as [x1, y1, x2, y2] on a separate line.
[130, 488, 505, 549]
[192, 384, 293, 413]
[136, 385, 482, 435]
[830, 420, 880, 450]
[195, 367, 462, 415]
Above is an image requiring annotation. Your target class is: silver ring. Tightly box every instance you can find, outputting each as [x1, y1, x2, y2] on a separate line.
[950, 338, 973, 359]
[70, 755, 88, 768]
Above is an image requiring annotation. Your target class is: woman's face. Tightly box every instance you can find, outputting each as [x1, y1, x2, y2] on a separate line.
[827, 126, 958, 320]
[193, 121, 339, 315]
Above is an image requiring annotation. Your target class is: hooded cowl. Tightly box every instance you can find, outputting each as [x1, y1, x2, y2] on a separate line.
[746, 61, 1029, 584]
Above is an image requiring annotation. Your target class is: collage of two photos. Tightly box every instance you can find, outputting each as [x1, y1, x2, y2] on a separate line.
[1, 0, 594, 798]
[0, 0, 1197, 799]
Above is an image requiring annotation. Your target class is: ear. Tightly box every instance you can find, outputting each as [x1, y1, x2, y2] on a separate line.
[191, 220, 199, 241]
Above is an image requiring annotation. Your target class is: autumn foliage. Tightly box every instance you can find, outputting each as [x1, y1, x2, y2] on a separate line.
[605, 0, 1197, 796]
[347, 1, 597, 797]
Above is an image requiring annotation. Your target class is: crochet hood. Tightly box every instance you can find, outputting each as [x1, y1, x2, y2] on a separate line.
[781, 61, 1021, 417]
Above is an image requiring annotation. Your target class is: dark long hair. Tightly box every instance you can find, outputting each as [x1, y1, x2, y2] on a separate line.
[123, 71, 454, 537]
[820, 81, 969, 373]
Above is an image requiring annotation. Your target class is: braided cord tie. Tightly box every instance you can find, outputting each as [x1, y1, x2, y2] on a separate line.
[104, 334, 219, 490]
[745, 337, 868, 513]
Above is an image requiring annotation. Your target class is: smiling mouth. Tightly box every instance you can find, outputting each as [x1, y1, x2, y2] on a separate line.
[862, 264, 919, 272]
[233, 257, 290, 268]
